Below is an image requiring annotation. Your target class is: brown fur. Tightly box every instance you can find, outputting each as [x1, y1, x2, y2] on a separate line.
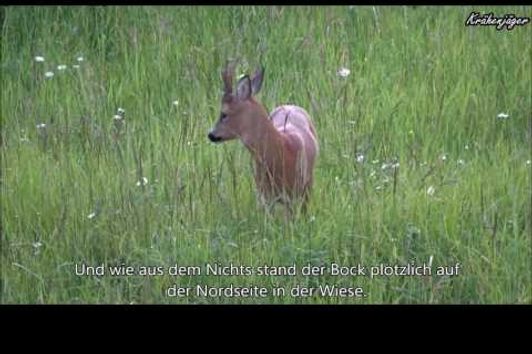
[208, 64, 319, 215]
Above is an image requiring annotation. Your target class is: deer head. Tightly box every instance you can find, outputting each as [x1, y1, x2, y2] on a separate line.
[208, 62, 266, 143]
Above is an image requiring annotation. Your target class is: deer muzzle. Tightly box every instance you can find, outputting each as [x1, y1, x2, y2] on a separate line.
[208, 131, 223, 143]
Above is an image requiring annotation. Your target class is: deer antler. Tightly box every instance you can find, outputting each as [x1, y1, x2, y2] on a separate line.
[221, 60, 237, 95]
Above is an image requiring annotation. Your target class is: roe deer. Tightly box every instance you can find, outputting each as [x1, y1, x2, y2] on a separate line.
[207, 62, 319, 216]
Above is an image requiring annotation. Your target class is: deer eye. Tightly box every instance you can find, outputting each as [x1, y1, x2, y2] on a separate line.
[220, 112, 228, 121]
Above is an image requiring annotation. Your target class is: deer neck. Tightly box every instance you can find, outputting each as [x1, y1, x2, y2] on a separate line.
[240, 102, 284, 166]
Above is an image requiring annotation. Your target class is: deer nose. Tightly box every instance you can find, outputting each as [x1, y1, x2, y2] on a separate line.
[208, 132, 221, 142]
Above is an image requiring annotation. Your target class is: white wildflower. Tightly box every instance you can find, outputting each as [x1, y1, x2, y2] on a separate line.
[87, 212, 96, 219]
[36, 123, 46, 129]
[356, 154, 365, 163]
[44, 71, 54, 78]
[457, 159, 465, 165]
[32, 241, 43, 248]
[440, 154, 447, 162]
[497, 112, 509, 120]
[77, 56, 84, 62]
[34, 56, 45, 62]
[427, 186, 435, 196]
[57, 64, 67, 70]
[337, 67, 351, 78]
[136, 177, 148, 187]
[172, 100, 179, 106]
[381, 161, 399, 170]
[73, 64, 80, 69]
[526, 160, 531, 165]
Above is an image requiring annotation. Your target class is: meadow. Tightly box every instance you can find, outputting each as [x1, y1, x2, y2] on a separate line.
[1, 6, 530, 304]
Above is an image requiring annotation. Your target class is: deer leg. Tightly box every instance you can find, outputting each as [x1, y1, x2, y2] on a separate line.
[283, 202, 295, 223]
[300, 180, 313, 216]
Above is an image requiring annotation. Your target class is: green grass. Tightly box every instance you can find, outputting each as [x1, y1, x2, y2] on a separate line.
[1, 6, 531, 304]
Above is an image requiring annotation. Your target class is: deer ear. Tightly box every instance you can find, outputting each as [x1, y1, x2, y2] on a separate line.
[251, 66, 265, 95]
[236, 75, 252, 101]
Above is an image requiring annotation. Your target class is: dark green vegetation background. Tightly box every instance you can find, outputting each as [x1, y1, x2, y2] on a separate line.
[1, 6, 531, 303]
